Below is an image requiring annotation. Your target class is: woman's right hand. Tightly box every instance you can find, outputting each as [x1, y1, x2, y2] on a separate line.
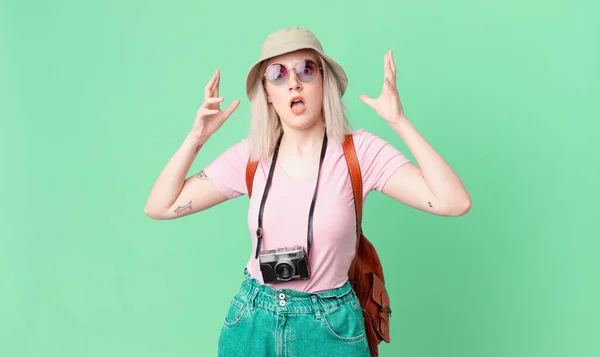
[190, 69, 240, 144]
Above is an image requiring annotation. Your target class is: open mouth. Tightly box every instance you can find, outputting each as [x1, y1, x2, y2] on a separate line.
[290, 97, 306, 114]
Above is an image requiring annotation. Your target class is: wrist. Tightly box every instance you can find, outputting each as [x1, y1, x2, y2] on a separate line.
[185, 132, 208, 146]
[389, 116, 410, 130]
[183, 133, 208, 152]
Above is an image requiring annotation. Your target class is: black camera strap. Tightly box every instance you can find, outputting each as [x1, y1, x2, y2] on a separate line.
[255, 131, 328, 259]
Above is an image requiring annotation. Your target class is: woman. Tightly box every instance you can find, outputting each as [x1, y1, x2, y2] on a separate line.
[144, 27, 471, 356]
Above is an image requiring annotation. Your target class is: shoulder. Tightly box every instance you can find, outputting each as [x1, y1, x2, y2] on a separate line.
[351, 128, 374, 141]
[349, 128, 389, 153]
[205, 135, 252, 172]
[218, 135, 252, 158]
[231, 135, 252, 150]
[347, 127, 410, 168]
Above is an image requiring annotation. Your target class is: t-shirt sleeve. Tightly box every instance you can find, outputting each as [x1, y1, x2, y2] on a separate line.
[202, 137, 250, 199]
[354, 129, 411, 193]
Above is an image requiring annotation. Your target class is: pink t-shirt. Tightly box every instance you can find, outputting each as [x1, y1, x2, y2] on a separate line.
[203, 129, 410, 293]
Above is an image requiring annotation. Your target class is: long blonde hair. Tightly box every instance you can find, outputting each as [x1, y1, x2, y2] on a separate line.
[248, 53, 352, 162]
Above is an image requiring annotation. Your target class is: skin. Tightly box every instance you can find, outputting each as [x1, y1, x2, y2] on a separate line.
[264, 49, 325, 135]
[359, 50, 472, 216]
[265, 50, 471, 216]
[263, 49, 472, 216]
[262, 49, 328, 179]
[144, 49, 471, 220]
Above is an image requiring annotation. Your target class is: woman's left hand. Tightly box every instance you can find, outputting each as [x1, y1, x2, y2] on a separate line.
[359, 50, 407, 125]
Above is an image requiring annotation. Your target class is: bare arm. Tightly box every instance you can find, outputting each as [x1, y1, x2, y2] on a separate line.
[143, 134, 228, 220]
[360, 50, 471, 216]
[382, 119, 471, 216]
[144, 69, 239, 220]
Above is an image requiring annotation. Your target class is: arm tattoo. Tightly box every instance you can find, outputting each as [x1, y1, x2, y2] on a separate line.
[174, 201, 192, 214]
[196, 170, 208, 180]
[428, 201, 433, 208]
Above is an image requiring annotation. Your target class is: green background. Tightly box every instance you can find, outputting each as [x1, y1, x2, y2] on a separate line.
[1, 0, 599, 356]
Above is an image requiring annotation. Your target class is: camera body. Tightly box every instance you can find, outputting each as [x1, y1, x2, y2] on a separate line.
[258, 245, 310, 283]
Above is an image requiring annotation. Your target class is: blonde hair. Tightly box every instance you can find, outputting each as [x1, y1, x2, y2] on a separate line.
[248, 53, 352, 162]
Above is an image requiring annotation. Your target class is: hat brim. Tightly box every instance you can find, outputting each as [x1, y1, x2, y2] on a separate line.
[245, 43, 348, 99]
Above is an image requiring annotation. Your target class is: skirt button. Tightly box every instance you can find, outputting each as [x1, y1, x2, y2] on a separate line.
[279, 300, 286, 307]
[278, 293, 286, 300]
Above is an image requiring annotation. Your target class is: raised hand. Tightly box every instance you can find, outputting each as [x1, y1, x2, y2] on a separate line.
[359, 50, 406, 125]
[190, 69, 240, 144]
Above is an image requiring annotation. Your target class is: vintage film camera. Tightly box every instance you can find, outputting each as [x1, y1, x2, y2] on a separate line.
[258, 245, 310, 283]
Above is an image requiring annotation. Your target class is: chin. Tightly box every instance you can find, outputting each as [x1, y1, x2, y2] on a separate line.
[281, 112, 322, 130]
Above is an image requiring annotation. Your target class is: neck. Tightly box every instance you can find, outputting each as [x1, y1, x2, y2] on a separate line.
[279, 121, 326, 158]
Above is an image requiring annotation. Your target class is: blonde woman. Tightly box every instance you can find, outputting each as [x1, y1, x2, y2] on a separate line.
[144, 27, 471, 357]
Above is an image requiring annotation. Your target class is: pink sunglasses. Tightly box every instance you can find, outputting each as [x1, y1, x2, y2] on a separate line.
[263, 59, 322, 86]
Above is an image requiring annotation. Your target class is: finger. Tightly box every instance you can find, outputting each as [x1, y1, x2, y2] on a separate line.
[384, 77, 392, 88]
[204, 97, 224, 104]
[221, 99, 240, 120]
[204, 70, 218, 100]
[359, 94, 376, 108]
[390, 50, 397, 77]
[383, 52, 390, 80]
[199, 108, 219, 116]
[385, 77, 397, 90]
[386, 51, 394, 80]
[213, 69, 220, 98]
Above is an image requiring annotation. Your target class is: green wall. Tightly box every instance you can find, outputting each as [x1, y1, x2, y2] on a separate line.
[1, 0, 598, 356]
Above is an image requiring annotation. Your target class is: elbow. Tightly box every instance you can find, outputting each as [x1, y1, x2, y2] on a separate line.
[448, 199, 472, 216]
[144, 205, 165, 220]
[144, 205, 157, 219]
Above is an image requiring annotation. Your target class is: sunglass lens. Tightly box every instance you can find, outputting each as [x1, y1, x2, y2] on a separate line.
[296, 59, 318, 82]
[266, 64, 288, 85]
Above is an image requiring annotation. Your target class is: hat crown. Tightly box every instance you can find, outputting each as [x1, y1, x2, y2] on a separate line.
[246, 27, 347, 98]
[260, 27, 323, 57]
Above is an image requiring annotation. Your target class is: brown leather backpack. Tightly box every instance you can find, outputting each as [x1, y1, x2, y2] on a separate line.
[245, 134, 391, 357]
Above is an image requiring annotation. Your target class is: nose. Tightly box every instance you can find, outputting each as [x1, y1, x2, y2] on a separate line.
[288, 71, 302, 92]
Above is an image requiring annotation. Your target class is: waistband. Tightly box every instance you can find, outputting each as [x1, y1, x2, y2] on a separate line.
[236, 268, 357, 315]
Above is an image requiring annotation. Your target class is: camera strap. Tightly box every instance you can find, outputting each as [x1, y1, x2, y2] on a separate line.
[255, 131, 328, 259]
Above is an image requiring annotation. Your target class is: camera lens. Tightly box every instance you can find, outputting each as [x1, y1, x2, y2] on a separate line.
[274, 261, 295, 281]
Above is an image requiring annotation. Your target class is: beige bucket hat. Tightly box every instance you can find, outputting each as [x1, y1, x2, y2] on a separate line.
[245, 27, 348, 99]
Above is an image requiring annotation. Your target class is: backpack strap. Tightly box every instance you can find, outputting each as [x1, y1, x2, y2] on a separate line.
[342, 134, 363, 252]
[245, 159, 259, 198]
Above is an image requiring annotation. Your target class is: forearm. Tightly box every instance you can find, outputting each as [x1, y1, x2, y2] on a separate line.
[144, 133, 206, 212]
[390, 117, 471, 210]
